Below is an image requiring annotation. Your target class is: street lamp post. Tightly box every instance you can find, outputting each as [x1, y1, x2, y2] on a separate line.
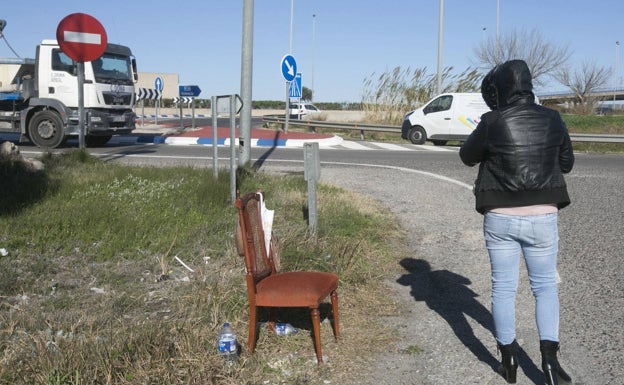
[436, 0, 444, 95]
[615, 41, 620, 106]
[312, 13, 316, 102]
[284, 0, 294, 132]
[496, 0, 501, 62]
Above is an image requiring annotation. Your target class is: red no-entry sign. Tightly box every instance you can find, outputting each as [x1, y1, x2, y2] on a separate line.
[56, 13, 108, 62]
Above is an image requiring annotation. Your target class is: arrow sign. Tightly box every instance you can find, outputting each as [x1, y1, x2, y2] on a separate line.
[281, 54, 297, 82]
[56, 13, 108, 62]
[154, 77, 163, 91]
[137, 88, 161, 100]
[179, 85, 201, 97]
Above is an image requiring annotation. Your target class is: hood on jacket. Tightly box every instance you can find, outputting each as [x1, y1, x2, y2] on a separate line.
[480, 59, 535, 110]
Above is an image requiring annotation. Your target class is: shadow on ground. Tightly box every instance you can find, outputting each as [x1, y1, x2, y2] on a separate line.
[396, 258, 543, 383]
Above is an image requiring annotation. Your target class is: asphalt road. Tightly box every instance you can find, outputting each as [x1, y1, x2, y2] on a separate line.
[314, 153, 624, 385]
[18, 141, 624, 384]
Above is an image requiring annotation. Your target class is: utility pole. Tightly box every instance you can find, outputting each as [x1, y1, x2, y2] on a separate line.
[436, 0, 444, 95]
[614, 41, 620, 105]
[239, 0, 254, 165]
[312, 13, 316, 103]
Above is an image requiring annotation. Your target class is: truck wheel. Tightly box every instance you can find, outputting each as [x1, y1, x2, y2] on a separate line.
[408, 126, 426, 145]
[85, 135, 112, 147]
[28, 110, 66, 148]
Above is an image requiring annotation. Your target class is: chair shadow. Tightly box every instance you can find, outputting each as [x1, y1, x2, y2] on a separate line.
[397, 258, 544, 383]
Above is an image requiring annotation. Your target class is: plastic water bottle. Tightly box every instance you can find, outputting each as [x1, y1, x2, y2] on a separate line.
[274, 323, 298, 336]
[217, 322, 238, 363]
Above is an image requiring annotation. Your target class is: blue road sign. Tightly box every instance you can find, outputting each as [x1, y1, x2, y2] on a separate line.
[179, 85, 201, 97]
[155, 77, 163, 91]
[281, 54, 297, 82]
[289, 73, 302, 98]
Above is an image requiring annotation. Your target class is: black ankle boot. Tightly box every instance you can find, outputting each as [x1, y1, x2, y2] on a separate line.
[497, 339, 519, 383]
[540, 340, 572, 385]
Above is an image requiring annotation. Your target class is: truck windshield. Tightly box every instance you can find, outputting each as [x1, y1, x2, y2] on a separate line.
[92, 53, 133, 85]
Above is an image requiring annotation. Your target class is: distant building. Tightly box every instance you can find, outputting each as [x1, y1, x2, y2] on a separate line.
[136, 72, 179, 100]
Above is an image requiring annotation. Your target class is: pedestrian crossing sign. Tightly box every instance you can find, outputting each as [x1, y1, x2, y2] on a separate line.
[289, 73, 302, 98]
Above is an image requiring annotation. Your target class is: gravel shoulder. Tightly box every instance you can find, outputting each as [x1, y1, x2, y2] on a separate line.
[317, 164, 606, 385]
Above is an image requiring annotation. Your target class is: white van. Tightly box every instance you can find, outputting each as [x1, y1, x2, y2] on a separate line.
[401, 93, 490, 145]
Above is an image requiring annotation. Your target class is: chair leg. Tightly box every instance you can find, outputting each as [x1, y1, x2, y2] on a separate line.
[330, 291, 340, 342]
[268, 307, 277, 333]
[311, 307, 323, 364]
[248, 304, 258, 353]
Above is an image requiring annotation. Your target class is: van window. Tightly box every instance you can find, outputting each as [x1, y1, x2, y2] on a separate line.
[424, 95, 453, 114]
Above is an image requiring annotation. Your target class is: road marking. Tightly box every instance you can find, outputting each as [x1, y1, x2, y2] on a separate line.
[370, 142, 413, 151]
[416, 145, 454, 152]
[337, 141, 374, 150]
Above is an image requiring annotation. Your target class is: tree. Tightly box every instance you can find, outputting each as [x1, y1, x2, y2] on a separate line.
[301, 86, 312, 101]
[473, 28, 571, 86]
[553, 61, 611, 114]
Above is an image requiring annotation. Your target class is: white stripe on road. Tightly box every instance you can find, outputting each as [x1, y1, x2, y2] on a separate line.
[371, 142, 413, 151]
[337, 141, 374, 150]
[416, 145, 453, 152]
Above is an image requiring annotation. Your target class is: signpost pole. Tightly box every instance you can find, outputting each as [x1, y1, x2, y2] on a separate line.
[229, 95, 237, 202]
[192, 98, 196, 129]
[284, 82, 290, 133]
[179, 98, 184, 129]
[211, 95, 218, 178]
[77, 62, 86, 149]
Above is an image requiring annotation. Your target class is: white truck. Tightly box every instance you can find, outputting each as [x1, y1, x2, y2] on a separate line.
[401, 93, 490, 145]
[0, 35, 137, 148]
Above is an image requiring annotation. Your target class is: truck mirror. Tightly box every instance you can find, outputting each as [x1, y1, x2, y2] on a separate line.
[132, 58, 138, 82]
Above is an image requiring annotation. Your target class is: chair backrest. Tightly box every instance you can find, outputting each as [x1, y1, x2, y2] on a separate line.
[235, 192, 276, 286]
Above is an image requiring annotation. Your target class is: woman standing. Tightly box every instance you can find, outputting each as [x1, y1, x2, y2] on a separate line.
[459, 59, 574, 385]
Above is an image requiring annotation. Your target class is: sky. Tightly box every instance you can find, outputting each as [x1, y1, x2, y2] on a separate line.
[2, 1, 624, 103]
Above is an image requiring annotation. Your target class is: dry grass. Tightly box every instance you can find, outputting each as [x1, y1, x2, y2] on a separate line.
[0, 155, 409, 384]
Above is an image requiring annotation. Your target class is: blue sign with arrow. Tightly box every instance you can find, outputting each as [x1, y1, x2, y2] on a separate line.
[179, 85, 201, 97]
[281, 54, 297, 82]
[154, 77, 163, 91]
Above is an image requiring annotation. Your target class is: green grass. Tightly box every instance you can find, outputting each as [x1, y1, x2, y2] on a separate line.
[561, 114, 624, 134]
[0, 150, 405, 384]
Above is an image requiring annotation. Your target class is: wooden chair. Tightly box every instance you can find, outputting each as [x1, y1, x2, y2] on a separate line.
[234, 191, 339, 364]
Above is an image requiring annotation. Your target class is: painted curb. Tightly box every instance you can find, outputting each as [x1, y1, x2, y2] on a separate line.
[1, 133, 344, 148]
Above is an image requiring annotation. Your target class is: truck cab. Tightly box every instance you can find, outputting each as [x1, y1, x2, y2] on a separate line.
[0, 40, 137, 148]
[401, 93, 490, 145]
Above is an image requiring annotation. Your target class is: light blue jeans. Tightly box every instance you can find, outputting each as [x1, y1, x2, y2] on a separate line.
[483, 212, 560, 345]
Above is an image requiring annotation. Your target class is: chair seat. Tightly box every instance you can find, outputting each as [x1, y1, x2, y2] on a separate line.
[255, 271, 339, 307]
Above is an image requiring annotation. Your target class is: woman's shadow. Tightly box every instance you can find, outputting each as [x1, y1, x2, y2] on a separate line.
[397, 258, 542, 383]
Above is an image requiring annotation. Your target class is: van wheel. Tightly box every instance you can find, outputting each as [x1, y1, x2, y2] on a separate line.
[408, 126, 426, 145]
[28, 110, 66, 148]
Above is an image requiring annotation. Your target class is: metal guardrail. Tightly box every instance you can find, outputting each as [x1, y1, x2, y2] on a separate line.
[262, 115, 624, 144]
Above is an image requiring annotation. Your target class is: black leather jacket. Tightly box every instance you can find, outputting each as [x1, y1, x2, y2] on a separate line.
[459, 60, 574, 214]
